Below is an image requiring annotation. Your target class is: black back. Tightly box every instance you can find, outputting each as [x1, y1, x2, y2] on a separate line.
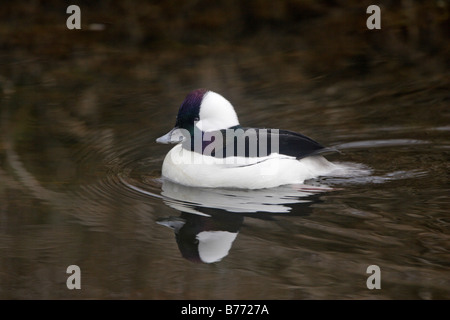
[182, 126, 331, 160]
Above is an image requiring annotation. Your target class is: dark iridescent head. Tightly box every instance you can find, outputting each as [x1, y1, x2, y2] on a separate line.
[156, 89, 239, 144]
[175, 88, 208, 131]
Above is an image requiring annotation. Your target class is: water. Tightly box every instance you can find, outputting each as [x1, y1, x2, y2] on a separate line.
[1, 3, 449, 300]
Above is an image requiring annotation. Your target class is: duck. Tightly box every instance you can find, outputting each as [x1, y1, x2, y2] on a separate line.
[156, 88, 339, 189]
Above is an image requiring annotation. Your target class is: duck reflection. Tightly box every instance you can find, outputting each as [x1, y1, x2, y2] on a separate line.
[157, 211, 242, 263]
[157, 180, 329, 263]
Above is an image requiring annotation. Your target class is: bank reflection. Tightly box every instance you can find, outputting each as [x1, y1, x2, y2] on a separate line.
[157, 180, 329, 263]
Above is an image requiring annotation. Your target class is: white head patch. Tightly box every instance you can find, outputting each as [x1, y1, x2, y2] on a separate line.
[196, 91, 240, 132]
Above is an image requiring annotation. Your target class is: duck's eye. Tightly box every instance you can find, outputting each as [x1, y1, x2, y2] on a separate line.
[194, 117, 199, 122]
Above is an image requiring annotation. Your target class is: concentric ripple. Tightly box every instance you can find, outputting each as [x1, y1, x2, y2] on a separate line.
[70, 133, 431, 215]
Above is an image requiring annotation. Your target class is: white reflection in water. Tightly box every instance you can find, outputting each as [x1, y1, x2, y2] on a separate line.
[119, 159, 422, 264]
[152, 179, 331, 263]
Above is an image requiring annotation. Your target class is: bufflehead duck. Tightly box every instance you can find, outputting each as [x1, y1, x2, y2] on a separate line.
[156, 89, 338, 189]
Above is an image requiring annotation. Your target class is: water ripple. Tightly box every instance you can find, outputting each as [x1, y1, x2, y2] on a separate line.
[334, 139, 429, 150]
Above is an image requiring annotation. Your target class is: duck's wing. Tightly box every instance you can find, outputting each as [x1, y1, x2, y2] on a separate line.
[204, 127, 335, 159]
[275, 129, 333, 159]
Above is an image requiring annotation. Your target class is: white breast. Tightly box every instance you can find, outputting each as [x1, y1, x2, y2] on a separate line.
[161, 144, 338, 189]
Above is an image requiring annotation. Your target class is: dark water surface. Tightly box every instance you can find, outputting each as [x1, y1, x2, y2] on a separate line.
[0, 2, 449, 299]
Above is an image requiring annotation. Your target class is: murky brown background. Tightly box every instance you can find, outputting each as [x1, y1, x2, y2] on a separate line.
[0, 1, 449, 299]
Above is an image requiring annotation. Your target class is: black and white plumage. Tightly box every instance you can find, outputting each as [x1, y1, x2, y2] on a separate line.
[156, 89, 339, 189]
[187, 126, 332, 159]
